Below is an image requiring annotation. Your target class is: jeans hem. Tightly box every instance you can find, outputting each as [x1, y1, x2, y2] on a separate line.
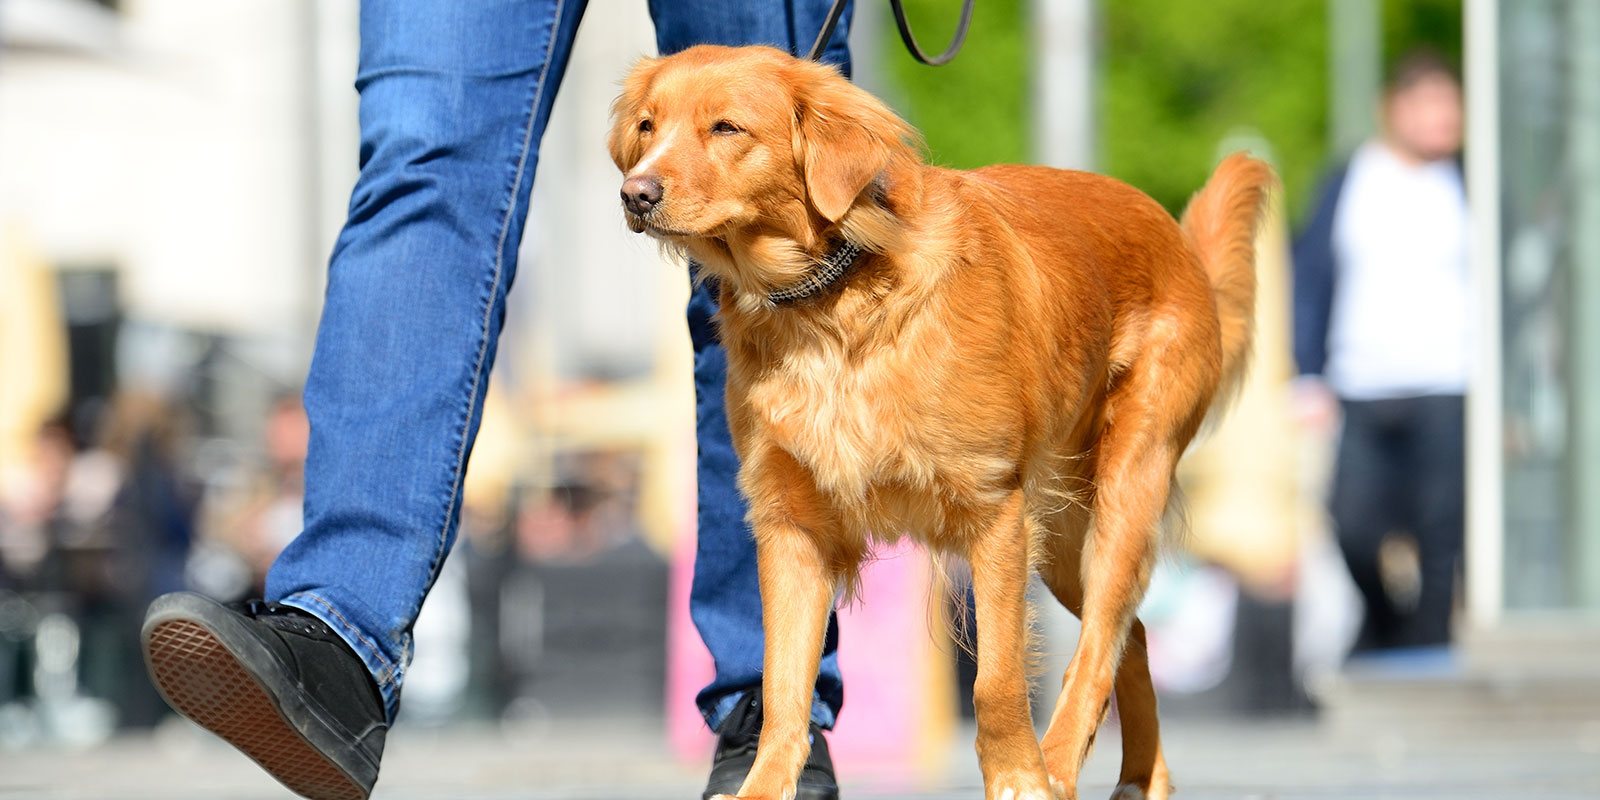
[701, 689, 838, 732]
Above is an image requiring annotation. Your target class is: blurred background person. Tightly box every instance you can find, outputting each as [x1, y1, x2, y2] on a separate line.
[1292, 49, 1468, 657]
[223, 393, 310, 590]
[0, 391, 198, 739]
[89, 391, 200, 729]
[0, 418, 79, 598]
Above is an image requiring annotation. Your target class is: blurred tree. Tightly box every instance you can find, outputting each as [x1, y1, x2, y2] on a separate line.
[882, 0, 1460, 221]
[1102, 0, 1461, 221]
[1384, 0, 1463, 72]
[1101, 1, 1329, 219]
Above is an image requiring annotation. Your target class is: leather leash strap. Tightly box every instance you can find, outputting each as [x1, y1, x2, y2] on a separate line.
[808, 0, 976, 66]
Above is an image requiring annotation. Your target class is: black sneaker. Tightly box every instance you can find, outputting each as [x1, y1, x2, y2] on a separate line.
[141, 592, 387, 800]
[702, 689, 840, 800]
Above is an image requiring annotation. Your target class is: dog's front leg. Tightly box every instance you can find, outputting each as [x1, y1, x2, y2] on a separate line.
[969, 490, 1055, 800]
[715, 515, 840, 800]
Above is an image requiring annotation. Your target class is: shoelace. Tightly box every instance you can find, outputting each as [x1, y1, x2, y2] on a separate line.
[240, 599, 329, 638]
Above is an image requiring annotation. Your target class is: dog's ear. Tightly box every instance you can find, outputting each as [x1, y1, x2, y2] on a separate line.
[794, 69, 896, 223]
[609, 57, 662, 173]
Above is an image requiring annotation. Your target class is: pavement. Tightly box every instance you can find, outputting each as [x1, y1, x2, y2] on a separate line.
[4, 712, 1599, 800]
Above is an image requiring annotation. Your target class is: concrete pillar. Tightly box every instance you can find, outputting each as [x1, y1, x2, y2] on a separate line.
[1031, 0, 1095, 170]
[1464, 0, 1504, 627]
[1566, 0, 1600, 610]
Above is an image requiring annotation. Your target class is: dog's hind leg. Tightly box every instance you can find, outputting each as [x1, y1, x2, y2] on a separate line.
[1037, 505, 1169, 799]
[1106, 620, 1170, 800]
[967, 490, 1055, 800]
[1037, 429, 1178, 800]
[1038, 298, 1213, 800]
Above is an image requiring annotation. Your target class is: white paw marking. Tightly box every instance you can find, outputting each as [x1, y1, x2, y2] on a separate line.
[1109, 784, 1148, 800]
[994, 787, 1054, 800]
[1050, 776, 1069, 799]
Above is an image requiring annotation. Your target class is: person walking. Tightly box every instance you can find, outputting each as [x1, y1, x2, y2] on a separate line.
[1293, 49, 1469, 656]
[139, 3, 852, 799]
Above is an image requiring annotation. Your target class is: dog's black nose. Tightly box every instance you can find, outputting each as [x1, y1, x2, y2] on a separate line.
[621, 175, 663, 215]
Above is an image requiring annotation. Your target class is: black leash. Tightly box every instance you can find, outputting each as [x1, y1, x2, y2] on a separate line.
[808, 0, 976, 66]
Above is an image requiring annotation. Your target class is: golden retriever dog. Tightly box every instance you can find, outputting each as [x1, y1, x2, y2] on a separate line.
[609, 45, 1274, 800]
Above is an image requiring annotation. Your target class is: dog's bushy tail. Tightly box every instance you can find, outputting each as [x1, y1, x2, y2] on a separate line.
[1179, 152, 1277, 417]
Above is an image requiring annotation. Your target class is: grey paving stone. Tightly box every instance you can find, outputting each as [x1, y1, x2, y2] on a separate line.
[2, 716, 1596, 799]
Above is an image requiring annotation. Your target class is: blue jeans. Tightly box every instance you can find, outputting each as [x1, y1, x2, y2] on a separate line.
[264, 0, 850, 731]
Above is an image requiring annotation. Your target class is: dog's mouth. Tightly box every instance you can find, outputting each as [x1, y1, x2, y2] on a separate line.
[626, 212, 700, 239]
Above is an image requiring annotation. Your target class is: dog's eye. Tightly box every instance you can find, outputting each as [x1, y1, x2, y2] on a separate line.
[638, 119, 654, 134]
[711, 120, 741, 135]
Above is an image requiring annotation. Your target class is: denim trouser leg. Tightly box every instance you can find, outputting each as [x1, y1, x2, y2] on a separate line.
[654, 0, 852, 732]
[266, 0, 853, 730]
[264, 0, 588, 723]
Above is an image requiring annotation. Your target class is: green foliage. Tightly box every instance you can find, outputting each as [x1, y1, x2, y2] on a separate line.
[881, 0, 1029, 168]
[1100, 0, 1329, 219]
[1385, 0, 1464, 73]
[879, 0, 1461, 222]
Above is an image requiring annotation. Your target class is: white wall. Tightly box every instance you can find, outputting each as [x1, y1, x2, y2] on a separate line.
[0, 0, 334, 342]
[1, 0, 689, 390]
[517, 1, 676, 385]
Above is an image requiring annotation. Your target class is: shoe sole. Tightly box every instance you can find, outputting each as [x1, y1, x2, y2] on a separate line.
[142, 594, 375, 800]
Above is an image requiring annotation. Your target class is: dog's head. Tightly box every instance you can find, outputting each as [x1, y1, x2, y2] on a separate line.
[608, 45, 920, 299]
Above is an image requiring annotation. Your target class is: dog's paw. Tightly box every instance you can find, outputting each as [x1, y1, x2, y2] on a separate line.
[1049, 775, 1074, 800]
[989, 779, 1057, 800]
[1110, 781, 1174, 800]
[995, 790, 1054, 800]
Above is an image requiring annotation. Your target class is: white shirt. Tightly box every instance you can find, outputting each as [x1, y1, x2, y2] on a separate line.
[1325, 141, 1472, 400]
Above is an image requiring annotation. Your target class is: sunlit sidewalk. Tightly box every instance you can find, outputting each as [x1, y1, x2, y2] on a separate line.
[5, 713, 1598, 800]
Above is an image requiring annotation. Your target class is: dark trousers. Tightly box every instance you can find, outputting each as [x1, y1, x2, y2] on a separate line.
[1330, 394, 1465, 652]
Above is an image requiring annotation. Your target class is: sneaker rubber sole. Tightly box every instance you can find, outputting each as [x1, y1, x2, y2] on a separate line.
[142, 594, 377, 800]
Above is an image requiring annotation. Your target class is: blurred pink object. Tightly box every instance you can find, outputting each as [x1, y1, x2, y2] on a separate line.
[666, 538, 945, 783]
